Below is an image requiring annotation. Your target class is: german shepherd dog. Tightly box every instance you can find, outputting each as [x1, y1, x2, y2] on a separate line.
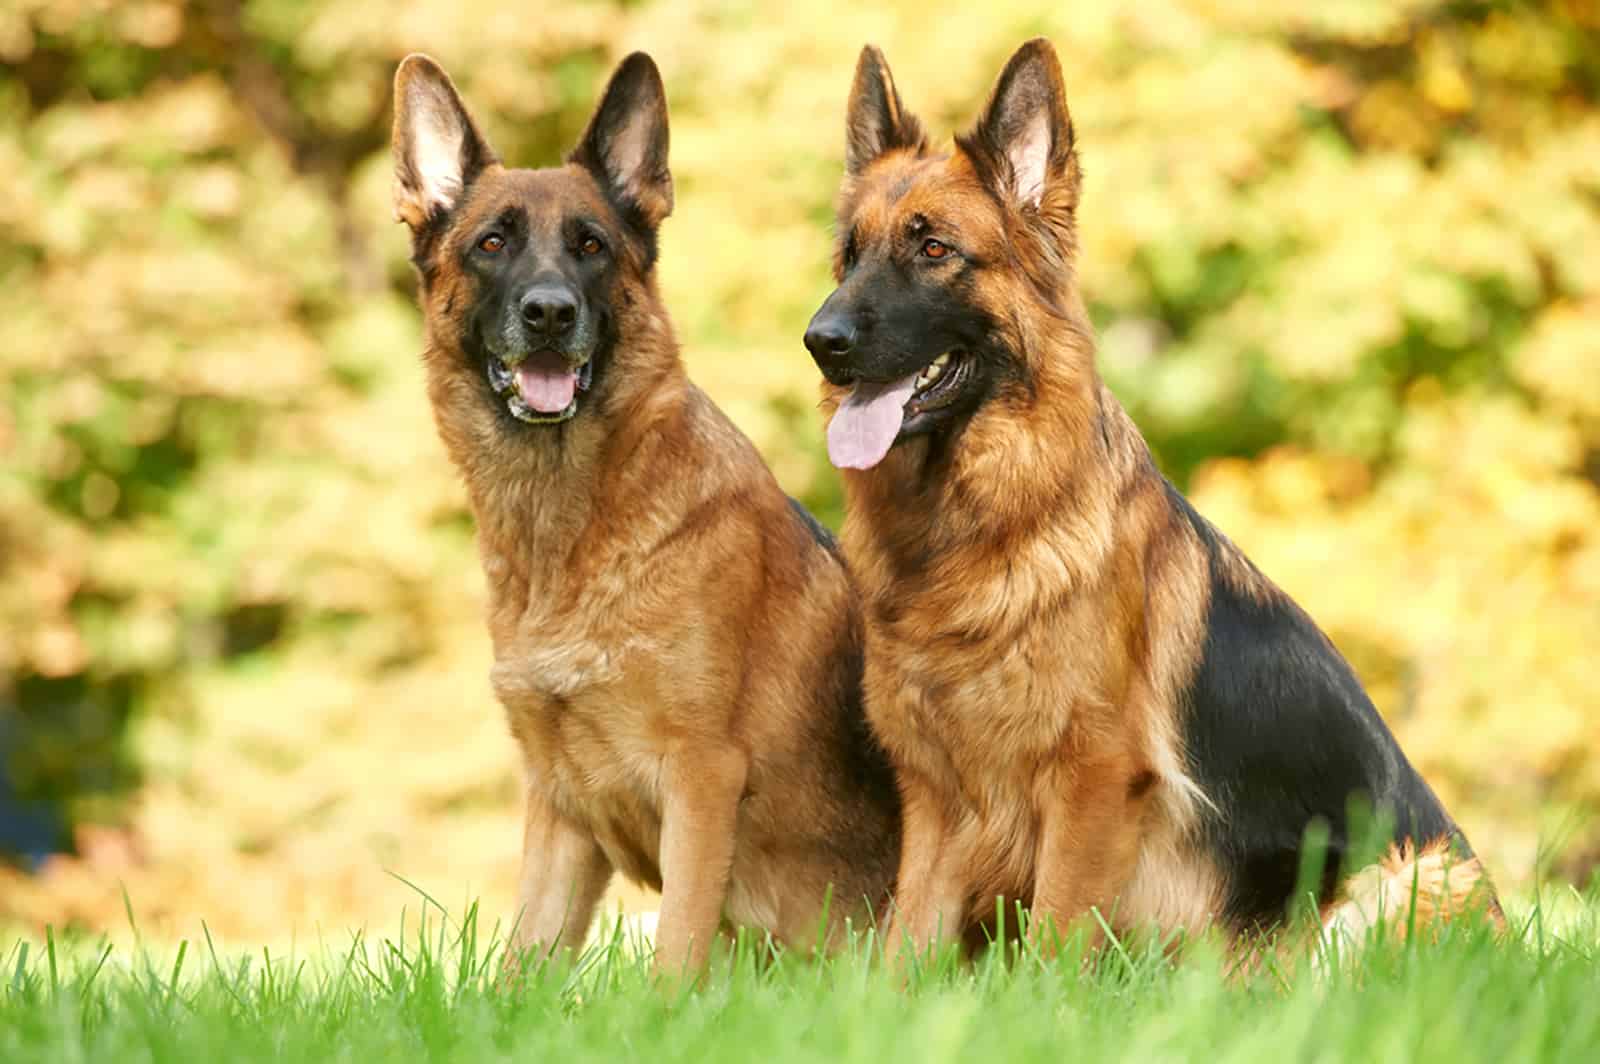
[803, 39, 1497, 958]
[391, 53, 899, 976]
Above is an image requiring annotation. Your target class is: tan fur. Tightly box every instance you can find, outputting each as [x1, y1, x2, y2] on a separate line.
[393, 55, 898, 979]
[1322, 840, 1503, 948]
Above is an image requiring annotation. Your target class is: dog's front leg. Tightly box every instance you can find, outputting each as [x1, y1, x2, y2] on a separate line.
[508, 776, 613, 964]
[653, 743, 748, 980]
[1027, 758, 1148, 952]
[883, 771, 967, 969]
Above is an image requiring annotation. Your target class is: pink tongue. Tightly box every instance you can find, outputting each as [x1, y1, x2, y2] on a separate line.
[515, 353, 578, 414]
[827, 375, 919, 470]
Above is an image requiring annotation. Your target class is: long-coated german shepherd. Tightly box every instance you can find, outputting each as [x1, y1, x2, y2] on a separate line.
[803, 39, 1498, 957]
[391, 52, 899, 976]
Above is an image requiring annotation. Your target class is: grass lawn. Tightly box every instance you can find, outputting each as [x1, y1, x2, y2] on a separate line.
[3, 890, 1598, 1063]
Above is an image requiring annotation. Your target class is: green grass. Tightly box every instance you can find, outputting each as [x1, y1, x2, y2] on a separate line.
[3, 891, 1599, 1063]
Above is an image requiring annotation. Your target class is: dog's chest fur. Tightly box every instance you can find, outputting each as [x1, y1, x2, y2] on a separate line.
[864, 572, 1122, 887]
[851, 427, 1227, 932]
[481, 532, 690, 888]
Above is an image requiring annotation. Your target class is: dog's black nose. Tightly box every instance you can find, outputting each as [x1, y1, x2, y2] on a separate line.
[519, 286, 579, 337]
[803, 312, 856, 364]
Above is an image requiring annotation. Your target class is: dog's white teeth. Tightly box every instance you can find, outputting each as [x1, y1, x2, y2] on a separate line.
[931, 352, 952, 370]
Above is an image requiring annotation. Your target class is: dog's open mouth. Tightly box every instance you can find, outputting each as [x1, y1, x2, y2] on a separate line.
[826, 350, 971, 470]
[487, 350, 593, 424]
[905, 350, 967, 417]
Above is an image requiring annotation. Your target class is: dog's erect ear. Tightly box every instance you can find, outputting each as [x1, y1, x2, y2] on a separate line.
[845, 45, 926, 176]
[570, 53, 673, 230]
[392, 54, 500, 230]
[960, 38, 1078, 212]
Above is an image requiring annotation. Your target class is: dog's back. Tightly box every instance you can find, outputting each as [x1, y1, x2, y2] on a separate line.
[1167, 481, 1472, 928]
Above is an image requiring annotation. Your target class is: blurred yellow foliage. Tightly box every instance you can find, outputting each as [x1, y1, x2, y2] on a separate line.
[1, 0, 1597, 938]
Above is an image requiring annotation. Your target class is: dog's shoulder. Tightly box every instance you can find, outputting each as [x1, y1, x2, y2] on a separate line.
[672, 380, 845, 554]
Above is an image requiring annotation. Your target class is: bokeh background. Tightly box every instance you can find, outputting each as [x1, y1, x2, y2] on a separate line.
[2, 0, 1598, 942]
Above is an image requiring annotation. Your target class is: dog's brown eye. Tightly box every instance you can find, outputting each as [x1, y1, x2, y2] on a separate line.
[580, 236, 604, 256]
[922, 238, 950, 259]
[478, 233, 505, 254]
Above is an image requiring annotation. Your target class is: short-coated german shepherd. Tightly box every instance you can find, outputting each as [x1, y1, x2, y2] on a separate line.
[391, 52, 899, 976]
[803, 39, 1498, 958]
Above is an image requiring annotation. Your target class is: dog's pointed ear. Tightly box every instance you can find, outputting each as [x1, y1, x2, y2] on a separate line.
[960, 38, 1078, 212]
[845, 45, 926, 176]
[392, 54, 500, 231]
[570, 52, 673, 229]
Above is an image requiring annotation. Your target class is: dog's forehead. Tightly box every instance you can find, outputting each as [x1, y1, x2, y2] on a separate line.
[844, 151, 1002, 245]
[454, 166, 615, 233]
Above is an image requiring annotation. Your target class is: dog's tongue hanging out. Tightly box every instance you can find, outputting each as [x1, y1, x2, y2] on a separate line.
[826, 375, 919, 470]
[516, 351, 578, 414]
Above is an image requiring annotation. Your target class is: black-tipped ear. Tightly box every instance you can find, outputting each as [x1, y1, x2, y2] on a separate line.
[391, 54, 500, 230]
[959, 38, 1078, 211]
[570, 53, 673, 230]
[845, 45, 926, 176]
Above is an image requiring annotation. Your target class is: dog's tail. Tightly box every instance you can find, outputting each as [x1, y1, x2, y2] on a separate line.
[1319, 838, 1504, 949]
